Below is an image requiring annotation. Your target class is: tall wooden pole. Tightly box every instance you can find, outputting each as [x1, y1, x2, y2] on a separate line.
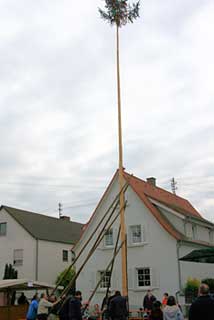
[116, 24, 128, 297]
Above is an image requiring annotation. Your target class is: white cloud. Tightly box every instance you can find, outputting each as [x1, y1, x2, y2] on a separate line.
[0, 0, 213, 223]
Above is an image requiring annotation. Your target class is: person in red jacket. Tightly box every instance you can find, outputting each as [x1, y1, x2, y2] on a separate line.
[162, 293, 168, 307]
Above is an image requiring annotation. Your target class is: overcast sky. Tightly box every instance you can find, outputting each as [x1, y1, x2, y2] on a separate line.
[0, 0, 213, 223]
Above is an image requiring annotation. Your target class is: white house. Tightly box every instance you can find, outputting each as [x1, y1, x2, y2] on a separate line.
[75, 170, 214, 307]
[0, 206, 83, 284]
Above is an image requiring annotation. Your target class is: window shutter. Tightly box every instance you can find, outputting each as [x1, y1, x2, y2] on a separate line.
[127, 226, 131, 245]
[151, 268, 159, 288]
[142, 225, 149, 243]
[13, 249, 23, 266]
[128, 268, 134, 290]
[112, 271, 119, 290]
[90, 271, 96, 290]
[114, 227, 118, 245]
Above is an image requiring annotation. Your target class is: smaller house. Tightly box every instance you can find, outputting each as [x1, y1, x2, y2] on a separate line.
[0, 205, 83, 284]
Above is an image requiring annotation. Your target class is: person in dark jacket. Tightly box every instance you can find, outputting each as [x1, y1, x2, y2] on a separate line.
[109, 291, 128, 320]
[143, 290, 156, 313]
[150, 301, 163, 320]
[57, 295, 69, 320]
[18, 292, 29, 305]
[189, 283, 214, 320]
[101, 291, 112, 320]
[67, 290, 83, 320]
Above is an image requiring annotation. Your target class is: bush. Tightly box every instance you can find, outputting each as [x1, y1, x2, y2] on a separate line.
[201, 278, 214, 293]
[3, 264, 18, 279]
[184, 277, 200, 303]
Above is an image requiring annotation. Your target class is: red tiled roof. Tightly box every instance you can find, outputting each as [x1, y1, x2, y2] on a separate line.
[74, 170, 208, 248]
[123, 171, 202, 219]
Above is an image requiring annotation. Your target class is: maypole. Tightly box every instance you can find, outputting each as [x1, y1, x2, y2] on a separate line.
[98, 0, 140, 297]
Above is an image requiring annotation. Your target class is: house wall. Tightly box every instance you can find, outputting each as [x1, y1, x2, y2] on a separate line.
[75, 177, 180, 307]
[37, 240, 73, 284]
[0, 208, 36, 280]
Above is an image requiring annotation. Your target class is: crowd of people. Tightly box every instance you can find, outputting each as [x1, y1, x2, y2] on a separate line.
[140, 290, 183, 320]
[25, 283, 214, 320]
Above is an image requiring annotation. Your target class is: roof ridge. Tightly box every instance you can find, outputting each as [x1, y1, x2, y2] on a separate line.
[123, 171, 190, 203]
[1, 205, 82, 225]
[1, 205, 83, 244]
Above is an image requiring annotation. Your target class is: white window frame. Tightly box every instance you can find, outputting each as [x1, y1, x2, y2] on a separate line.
[136, 267, 152, 288]
[0, 222, 7, 236]
[192, 224, 197, 239]
[13, 249, 23, 266]
[104, 229, 114, 247]
[130, 225, 143, 245]
[209, 230, 214, 243]
[62, 250, 68, 262]
[98, 270, 111, 289]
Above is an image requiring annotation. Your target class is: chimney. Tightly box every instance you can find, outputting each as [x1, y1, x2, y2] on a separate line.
[146, 177, 156, 187]
[60, 216, 70, 222]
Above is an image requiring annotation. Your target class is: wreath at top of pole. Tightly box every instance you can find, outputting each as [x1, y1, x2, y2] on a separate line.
[98, 0, 140, 27]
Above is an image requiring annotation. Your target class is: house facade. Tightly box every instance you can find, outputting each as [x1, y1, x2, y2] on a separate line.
[0, 206, 83, 284]
[75, 171, 214, 307]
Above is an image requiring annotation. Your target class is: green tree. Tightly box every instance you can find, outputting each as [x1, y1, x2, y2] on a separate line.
[55, 267, 75, 292]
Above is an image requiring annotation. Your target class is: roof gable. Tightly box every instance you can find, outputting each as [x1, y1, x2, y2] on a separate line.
[73, 170, 213, 249]
[1, 206, 83, 244]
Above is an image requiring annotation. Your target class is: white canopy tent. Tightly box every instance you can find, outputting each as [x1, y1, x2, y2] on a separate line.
[0, 279, 63, 292]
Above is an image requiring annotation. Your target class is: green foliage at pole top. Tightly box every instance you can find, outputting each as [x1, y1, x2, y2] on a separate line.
[99, 0, 140, 27]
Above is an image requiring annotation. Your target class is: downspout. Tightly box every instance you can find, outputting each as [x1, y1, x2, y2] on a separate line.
[35, 239, 39, 281]
[71, 248, 76, 294]
[176, 240, 182, 291]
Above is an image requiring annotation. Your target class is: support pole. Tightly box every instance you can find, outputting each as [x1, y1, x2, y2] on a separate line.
[86, 227, 122, 306]
[116, 24, 128, 297]
[52, 183, 128, 294]
[60, 201, 127, 297]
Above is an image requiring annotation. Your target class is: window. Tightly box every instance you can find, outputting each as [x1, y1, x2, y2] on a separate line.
[71, 251, 75, 262]
[130, 225, 142, 244]
[137, 268, 151, 287]
[63, 250, 68, 262]
[0, 223, 7, 236]
[104, 229, 113, 246]
[13, 249, 23, 266]
[209, 230, 213, 243]
[192, 224, 197, 239]
[99, 271, 111, 288]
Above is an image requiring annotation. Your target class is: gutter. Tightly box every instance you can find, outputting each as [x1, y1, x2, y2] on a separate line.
[35, 239, 39, 281]
[176, 240, 182, 291]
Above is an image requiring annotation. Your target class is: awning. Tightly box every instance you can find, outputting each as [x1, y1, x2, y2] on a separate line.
[0, 279, 63, 292]
[179, 248, 214, 263]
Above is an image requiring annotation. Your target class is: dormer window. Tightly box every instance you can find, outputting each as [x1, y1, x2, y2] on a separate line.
[192, 224, 197, 239]
[209, 230, 214, 243]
